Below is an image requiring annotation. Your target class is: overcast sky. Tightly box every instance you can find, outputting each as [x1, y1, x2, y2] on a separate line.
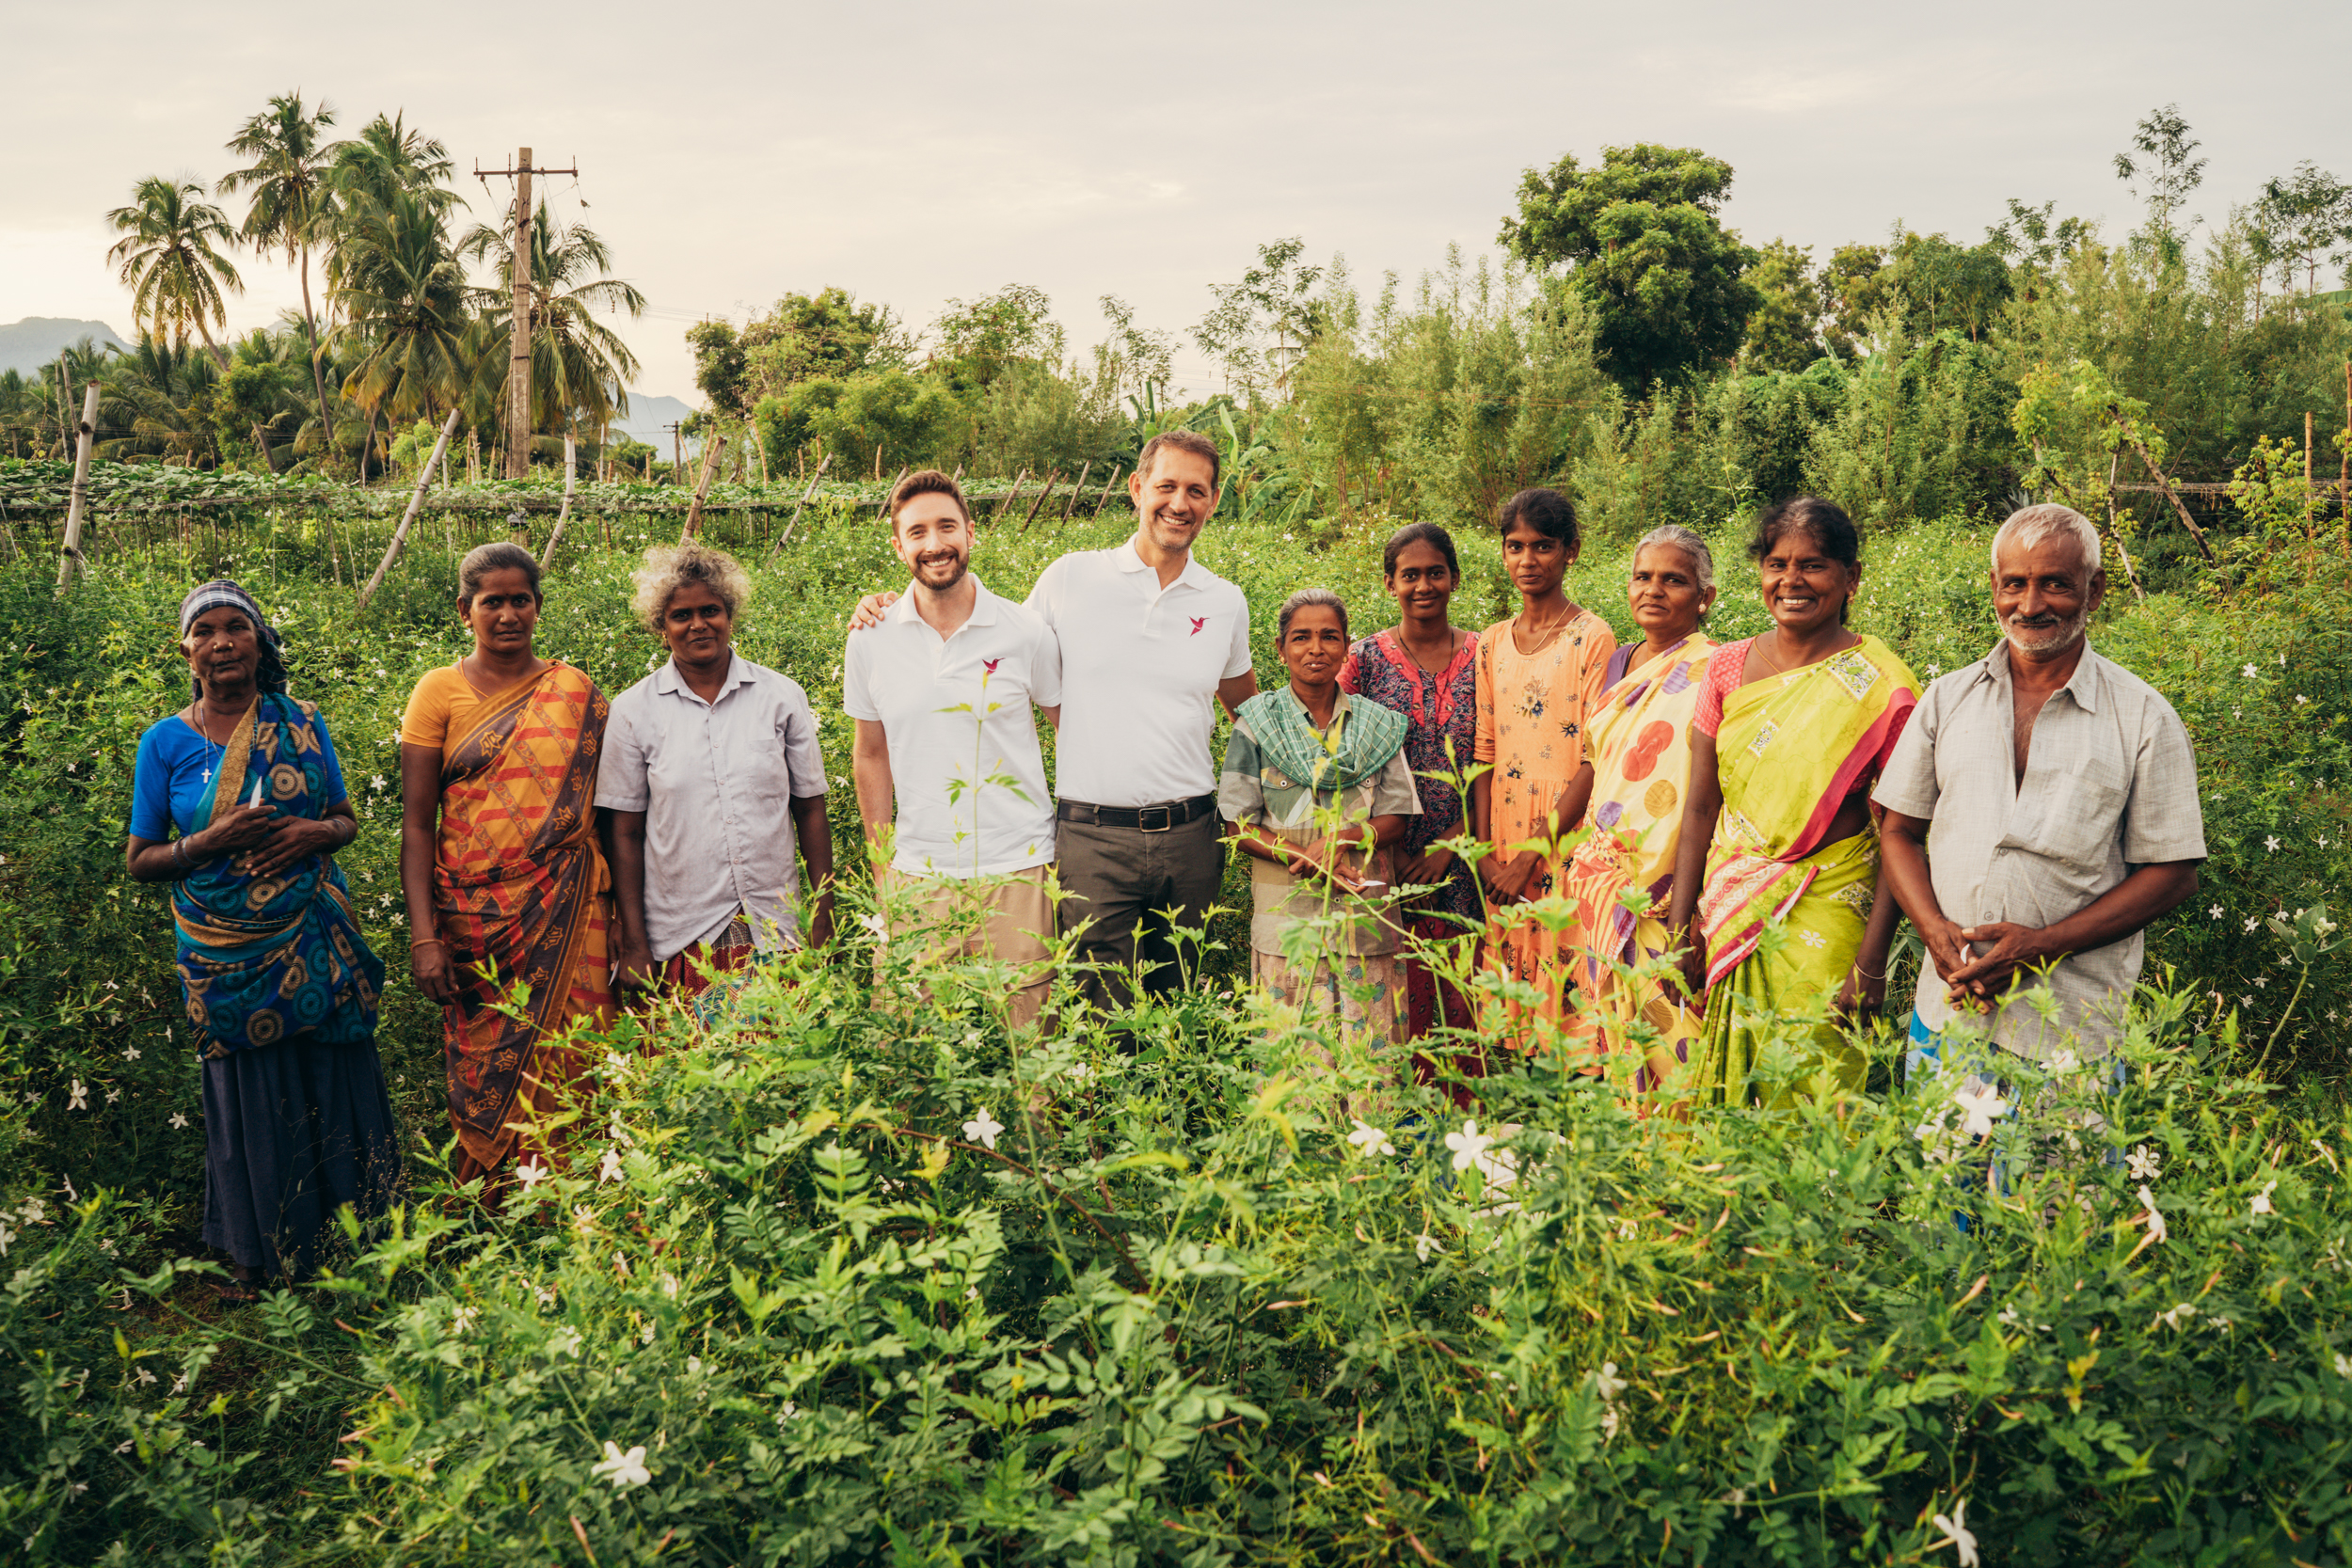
[5, 0, 2344, 403]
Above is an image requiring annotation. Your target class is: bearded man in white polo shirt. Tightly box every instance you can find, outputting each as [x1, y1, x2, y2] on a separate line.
[846, 470, 1062, 1028]
[853, 430, 1256, 1012]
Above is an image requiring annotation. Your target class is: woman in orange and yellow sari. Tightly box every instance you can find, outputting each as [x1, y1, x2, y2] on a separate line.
[1667, 499, 1918, 1104]
[1558, 527, 1719, 1096]
[399, 543, 615, 1185]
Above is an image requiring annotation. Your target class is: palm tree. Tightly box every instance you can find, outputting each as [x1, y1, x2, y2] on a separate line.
[102, 335, 221, 466]
[456, 203, 646, 444]
[105, 177, 244, 366]
[220, 93, 344, 452]
[331, 187, 469, 433]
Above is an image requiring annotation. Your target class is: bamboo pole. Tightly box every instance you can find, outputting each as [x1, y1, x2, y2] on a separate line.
[54, 383, 100, 591]
[1061, 460, 1091, 521]
[1090, 465, 1122, 517]
[543, 430, 579, 564]
[680, 431, 726, 540]
[2104, 451, 2145, 603]
[1020, 470, 1060, 531]
[874, 466, 909, 518]
[771, 451, 832, 554]
[2108, 406, 2216, 562]
[357, 410, 462, 610]
[996, 469, 1028, 522]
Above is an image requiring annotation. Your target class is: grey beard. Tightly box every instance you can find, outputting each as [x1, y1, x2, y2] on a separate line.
[2000, 610, 2088, 656]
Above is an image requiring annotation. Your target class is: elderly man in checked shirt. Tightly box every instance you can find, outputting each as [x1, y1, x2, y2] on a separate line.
[1873, 503, 2205, 1087]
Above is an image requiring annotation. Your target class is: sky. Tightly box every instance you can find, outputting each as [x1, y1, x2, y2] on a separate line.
[4, 0, 2345, 405]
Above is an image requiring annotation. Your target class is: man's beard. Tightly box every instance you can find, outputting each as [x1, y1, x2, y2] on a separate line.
[915, 549, 969, 591]
[2001, 605, 2088, 656]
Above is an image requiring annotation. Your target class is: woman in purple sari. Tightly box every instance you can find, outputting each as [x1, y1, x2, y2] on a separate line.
[1338, 523, 1484, 1094]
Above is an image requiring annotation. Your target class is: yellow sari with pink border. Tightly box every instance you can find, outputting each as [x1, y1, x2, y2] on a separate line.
[1691, 636, 1917, 1104]
[1560, 634, 1715, 1094]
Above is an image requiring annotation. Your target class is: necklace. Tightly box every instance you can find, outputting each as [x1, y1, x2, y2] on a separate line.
[189, 702, 242, 785]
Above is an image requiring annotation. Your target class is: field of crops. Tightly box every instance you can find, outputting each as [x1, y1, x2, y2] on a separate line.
[5, 477, 2352, 1564]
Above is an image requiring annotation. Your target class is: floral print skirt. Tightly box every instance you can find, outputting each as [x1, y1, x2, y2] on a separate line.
[1252, 948, 1407, 1119]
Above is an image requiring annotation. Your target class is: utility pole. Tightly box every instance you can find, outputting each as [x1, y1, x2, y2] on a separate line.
[475, 148, 577, 479]
[665, 422, 683, 484]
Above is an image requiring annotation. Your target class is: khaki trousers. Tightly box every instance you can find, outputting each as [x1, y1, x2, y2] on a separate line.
[879, 865, 1054, 1030]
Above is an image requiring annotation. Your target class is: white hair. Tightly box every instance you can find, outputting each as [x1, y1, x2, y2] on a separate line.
[1993, 504, 2102, 574]
[1630, 525, 1716, 594]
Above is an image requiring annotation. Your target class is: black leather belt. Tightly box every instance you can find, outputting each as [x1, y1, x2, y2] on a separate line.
[1057, 795, 1216, 833]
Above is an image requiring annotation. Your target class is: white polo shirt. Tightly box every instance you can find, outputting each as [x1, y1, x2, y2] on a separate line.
[1024, 541, 1252, 808]
[842, 578, 1061, 878]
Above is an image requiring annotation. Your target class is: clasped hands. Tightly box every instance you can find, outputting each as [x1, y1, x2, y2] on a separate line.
[196, 800, 344, 879]
[1922, 915, 2048, 1015]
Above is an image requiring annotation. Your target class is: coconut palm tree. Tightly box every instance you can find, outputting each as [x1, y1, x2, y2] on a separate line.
[455, 203, 646, 442]
[220, 93, 344, 451]
[104, 177, 244, 366]
[331, 187, 469, 432]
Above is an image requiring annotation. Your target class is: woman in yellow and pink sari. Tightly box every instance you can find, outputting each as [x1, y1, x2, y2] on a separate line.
[400, 543, 616, 1187]
[1666, 499, 1917, 1103]
[1558, 527, 1719, 1096]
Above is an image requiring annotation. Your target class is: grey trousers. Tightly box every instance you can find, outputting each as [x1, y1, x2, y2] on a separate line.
[1055, 812, 1224, 1013]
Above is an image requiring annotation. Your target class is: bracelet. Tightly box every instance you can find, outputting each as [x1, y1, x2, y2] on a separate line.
[410, 937, 446, 950]
[1851, 961, 1885, 982]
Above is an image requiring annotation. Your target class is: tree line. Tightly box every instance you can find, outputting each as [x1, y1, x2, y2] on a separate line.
[0, 95, 644, 479]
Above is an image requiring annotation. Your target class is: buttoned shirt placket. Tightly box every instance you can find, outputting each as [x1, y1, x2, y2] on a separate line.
[677, 665, 768, 948]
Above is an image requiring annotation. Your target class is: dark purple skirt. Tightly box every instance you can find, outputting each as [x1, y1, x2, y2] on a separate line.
[199, 1034, 402, 1278]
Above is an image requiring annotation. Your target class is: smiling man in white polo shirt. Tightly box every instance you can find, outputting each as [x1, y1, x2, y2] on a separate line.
[852, 430, 1256, 1013]
[846, 469, 1063, 1027]
[1028, 430, 1255, 1010]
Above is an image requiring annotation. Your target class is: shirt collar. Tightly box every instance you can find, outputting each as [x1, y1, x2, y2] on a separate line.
[1975, 639, 2105, 714]
[653, 650, 753, 700]
[886, 576, 999, 628]
[1113, 537, 1206, 591]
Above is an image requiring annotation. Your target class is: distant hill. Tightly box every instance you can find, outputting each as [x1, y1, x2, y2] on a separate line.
[1, 317, 129, 375]
[612, 392, 694, 449]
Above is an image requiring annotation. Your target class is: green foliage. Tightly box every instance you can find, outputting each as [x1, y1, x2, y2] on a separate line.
[1499, 143, 1761, 392]
[1740, 239, 1823, 374]
[0, 508, 2346, 1561]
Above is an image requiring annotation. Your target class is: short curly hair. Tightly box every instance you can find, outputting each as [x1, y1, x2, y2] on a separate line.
[630, 540, 753, 634]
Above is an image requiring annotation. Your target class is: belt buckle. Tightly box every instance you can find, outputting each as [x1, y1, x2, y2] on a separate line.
[1137, 803, 1174, 833]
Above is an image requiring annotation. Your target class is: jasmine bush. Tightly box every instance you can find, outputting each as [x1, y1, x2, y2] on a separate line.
[3, 506, 2349, 1563]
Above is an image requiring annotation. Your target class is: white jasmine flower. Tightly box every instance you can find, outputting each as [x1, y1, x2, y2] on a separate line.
[1599, 1404, 1622, 1438]
[570, 1204, 596, 1238]
[687, 1355, 703, 1376]
[598, 1148, 625, 1184]
[856, 911, 888, 945]
[532, 1283, 556, 1309]
[589, 1440, 651, 1490]
[515, 1160, 549, 1190]
[68, 1080, 87, 1112]
[122, 1046, 139, 1062]
[660, 1273, 679, 1299]
[2332, 1352, 2352, 1380]
[1413, 1231, 1443, 1262]
[1618, 1217, 1639, 1241]
[1953, 1084, 2010, 1140]
[2241, 663, 2258, 677]
[2265, 836, 2280, 852]
[2138, 1184, 2167, 1243]
[18, 1200, 43, 1225]
[1931, 1497, 1980, 1567]
[549, 1328, 583, 1357]
[777, 1400, 802, 1424]
[135, 1366, 157, 1386]
[2244, 917, 2260, 933]
[450, 1306, 479, 1337]
[0, 1226, 14, 1258]
[1445, 1119, 1495, 1174]
[2208, 905, 2222, 919]
[1066, 1063, 1089, 1081]
[168, 1112, 191, 1130]
[640, 1321, 655, 1345]
[1997, 1305, 2021, 1328]
[2153, 1302, 2198, 1331]
[1594, 1362, 1629, 1401]
[961, 1109, 1003, 1150]
[2127, 1146, 2162, 1182]
[105, 1087, 121, 1103]
[1344, 1119, 1396, 1158]
[2250, 1180, 2277, 1216]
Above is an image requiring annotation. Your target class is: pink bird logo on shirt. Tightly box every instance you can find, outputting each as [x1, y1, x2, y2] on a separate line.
[1189, 616, 1207, 637]
[982, 657, 1001, 674]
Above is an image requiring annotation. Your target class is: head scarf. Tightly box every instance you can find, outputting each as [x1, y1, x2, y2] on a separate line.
[178, 579, 288, 697]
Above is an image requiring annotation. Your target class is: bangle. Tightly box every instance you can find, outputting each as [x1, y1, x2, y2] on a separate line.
[1851, 961, 1885, 981]
[410, 937, 446, 950]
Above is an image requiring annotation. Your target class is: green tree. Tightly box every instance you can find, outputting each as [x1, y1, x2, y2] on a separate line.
[1193, 237, 1325, 399]
[931, 283, 1058, 388]
[456, 203, 646, 440]
[1741, 239, 1822, 372]
[2113, 103, 2206, 265]
[103, 177, 244, 367]
[331, 188, 469, 428]
[220, 92, 344, 451]
[1819, 243, 1891, 360]
[723, 288, 905, 413]
[686, 320, 749, 418]
[2256, 163, 2352, 297]
[1499, 144, 1760, 391]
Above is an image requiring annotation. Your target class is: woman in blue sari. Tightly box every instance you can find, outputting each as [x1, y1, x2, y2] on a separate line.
[126, 581, 398, 1300]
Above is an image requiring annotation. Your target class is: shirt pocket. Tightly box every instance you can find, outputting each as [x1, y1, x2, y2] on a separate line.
[2007, 760, 2128, 877]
